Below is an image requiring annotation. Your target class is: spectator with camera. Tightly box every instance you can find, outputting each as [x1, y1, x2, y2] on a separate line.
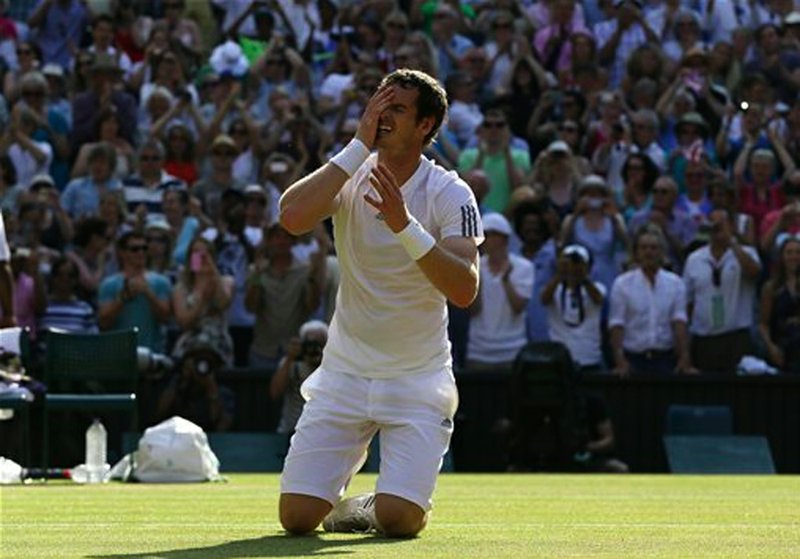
[98, 231, 172, 352]
[684, 208, 761, 374]
[529, 140, 585, 219]
[541, 244, 606, 373]
[594, 108, 666, 198]
[609, 225, 696, 376]
[561, 175, 627, 291]
[156, 333, 235, 433]
[270, 319, 327, 435]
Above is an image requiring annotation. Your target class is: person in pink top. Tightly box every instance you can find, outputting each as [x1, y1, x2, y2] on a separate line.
[533, 0, 589, 75]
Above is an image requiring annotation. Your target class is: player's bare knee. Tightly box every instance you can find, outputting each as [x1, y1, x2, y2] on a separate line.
[280, 513, 319, 535]
[279, 494, 330, 535]
[375, 496, 427, 538]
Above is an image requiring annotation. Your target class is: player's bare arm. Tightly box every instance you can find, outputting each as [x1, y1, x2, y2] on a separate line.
[366, 163, 479, 308]
[279, 88, 395, 235]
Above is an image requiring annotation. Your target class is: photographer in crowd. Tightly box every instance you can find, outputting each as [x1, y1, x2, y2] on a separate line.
[269, 319, 327, 435]
[156, 331, 235, 433]
[541, 244, 606, 373]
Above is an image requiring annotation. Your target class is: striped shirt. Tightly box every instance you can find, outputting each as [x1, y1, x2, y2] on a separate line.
[38, 299, 98, 334]
[122, 172, 185, 222]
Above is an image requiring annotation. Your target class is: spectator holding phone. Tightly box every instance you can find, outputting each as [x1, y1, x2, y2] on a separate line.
[171, 237, 235, 371]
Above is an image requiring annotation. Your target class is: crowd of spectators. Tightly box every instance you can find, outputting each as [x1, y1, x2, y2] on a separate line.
[1, 0, 800, 432]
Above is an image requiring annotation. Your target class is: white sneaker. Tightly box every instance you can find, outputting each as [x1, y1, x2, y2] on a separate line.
[322, 493, 377, 533]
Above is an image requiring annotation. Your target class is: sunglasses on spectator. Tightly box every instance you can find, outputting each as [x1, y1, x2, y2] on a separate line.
[386, 21, 407, 30]
[147, 236, 168, 244]
[266, 59, 286, 66]
[483, 121, 507, 129]
[633, 123, 655, 130]
[494, 22, 513, 29]
[685, 171, 706, 179]
[559, 124, 579, 132]
[214, 150, 237, 158]
[22, 90, 45, 97]
[16, 49, 32, 56]
[126, 244, 147, 253]
[652, 187, 672, 194]
[140, 155, 161, 162]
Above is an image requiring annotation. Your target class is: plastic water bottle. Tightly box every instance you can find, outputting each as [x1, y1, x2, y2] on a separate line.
[85, 419, 108, 484]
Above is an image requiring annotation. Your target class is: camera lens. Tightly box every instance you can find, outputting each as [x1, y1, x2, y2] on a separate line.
[196, 359, 210, 376]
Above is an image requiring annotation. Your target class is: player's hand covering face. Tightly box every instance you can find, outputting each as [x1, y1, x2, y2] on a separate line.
[355, 86, 395, 150]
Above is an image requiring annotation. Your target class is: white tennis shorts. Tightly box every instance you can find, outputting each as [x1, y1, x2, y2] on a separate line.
[280, 366, 459, 511]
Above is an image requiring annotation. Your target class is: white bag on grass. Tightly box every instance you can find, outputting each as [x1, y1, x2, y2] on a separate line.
[110, 416, 222, 482]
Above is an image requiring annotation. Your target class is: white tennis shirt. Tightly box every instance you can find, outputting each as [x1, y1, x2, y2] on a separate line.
[322, 154, 484, 379]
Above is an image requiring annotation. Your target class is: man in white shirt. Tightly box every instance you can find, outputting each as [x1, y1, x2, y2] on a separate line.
[467, 213, 534, 370]
[684, 208, 761, 374]
[541, 244, 606, 372]
[609, 225, 697, 376]
[278, 69, 483, 537]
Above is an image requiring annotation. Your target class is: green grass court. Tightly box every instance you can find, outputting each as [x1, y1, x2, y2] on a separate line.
[2, 474, 799, 558]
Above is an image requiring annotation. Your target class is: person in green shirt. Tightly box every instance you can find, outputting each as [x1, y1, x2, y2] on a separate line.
[457, 109, 530, 214]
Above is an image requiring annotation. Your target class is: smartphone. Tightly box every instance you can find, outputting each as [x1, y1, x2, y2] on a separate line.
[190, 251, 203, 273]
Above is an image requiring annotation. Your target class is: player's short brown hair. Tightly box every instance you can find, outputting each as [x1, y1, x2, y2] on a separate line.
[379, 69, 448, 147]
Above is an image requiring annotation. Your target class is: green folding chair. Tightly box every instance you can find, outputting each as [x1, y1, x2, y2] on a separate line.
[42, 329, 139, 468]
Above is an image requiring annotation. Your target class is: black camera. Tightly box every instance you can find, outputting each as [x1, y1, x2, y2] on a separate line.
[137, 347, 175, 379]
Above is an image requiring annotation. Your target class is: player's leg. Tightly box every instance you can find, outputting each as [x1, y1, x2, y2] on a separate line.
[279, 369, 377, 534]
[373, 368, 459, 537]
[374, 493, 428, 537]
[280, 494, 332, 535]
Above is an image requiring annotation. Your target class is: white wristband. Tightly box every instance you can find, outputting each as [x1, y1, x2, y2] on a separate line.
[395, 217, 436, 260]
[330, 138, 370, 177]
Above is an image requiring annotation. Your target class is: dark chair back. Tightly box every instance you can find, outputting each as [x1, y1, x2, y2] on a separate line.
[43, 329, 138, 391]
